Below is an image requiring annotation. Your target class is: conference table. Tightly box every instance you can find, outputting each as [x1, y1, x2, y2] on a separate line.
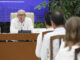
[0, 33, 39, 40]
[0, 33, 39, 60]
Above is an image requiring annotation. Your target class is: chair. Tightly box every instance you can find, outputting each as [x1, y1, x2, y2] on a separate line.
[36, 30, 53, 60]
[50, 35, 64, 60]
[42, 30, 53, 40]
[75, 47, 80, 60]
[0, 33, 39, 60]
[10, 12, 34, 26]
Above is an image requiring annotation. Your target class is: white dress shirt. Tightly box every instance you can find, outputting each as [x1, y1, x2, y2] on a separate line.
[10, 17, 33, 33]
[35, 27, 54, 58]
[55, 44, 80, 60]
[41, 27, 65, 60]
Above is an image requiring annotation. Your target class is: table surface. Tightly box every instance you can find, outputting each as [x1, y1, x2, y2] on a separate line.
[0, 33, 39, 40]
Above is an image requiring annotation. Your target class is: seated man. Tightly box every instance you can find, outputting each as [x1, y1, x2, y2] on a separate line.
[10, 9, 33, 33]
[35, 12, 54, 59]
[40, 11, 65, 60]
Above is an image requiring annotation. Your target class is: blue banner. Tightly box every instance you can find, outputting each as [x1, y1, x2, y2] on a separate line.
[0, 0, 49, 22]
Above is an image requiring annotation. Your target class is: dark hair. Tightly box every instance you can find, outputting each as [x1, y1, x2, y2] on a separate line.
[44, 12, 51, 26]
[64, 17, 80, 50]
[51, 11, 65, 26]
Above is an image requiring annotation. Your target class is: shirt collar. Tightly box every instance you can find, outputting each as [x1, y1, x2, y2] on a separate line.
[46, 27, 54, 31]
[54, 27, 65, 31]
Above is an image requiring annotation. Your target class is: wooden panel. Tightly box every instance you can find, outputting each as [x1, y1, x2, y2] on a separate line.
[0, 33, 39, 40]
[0, 42, 38, 60]
[0, 33, 39, 60]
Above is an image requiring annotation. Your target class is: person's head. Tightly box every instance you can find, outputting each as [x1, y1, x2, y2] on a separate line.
[51, 11, 65, 29]
[17, 9, 26, 23]
[64, 17, 80, 50]
[44, 12, 52, 28]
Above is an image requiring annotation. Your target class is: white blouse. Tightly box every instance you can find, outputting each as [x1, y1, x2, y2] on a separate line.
[55, 43, 80, 60]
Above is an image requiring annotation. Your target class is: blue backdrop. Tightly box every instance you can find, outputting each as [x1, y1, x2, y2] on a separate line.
[0, 0, 49, 22]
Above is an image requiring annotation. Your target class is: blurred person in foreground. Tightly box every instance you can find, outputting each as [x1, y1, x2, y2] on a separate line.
[55, 16, 80, 60]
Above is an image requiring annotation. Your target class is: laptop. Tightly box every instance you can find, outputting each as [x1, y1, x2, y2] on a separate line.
[18, 30, 31, 33]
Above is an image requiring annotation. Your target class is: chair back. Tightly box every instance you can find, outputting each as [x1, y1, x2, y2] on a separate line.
[42, 30, 53, 40]
[50, 35, 64, 60]
[75, 47, 80, 60]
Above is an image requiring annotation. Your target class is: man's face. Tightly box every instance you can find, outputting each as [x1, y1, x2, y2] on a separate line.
[17, 13, 26, 23]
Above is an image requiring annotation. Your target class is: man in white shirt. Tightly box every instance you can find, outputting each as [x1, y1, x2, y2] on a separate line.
[10, 9, 33, 33]
[35, 12, 54, 59]
[41, 11, 65, 60]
